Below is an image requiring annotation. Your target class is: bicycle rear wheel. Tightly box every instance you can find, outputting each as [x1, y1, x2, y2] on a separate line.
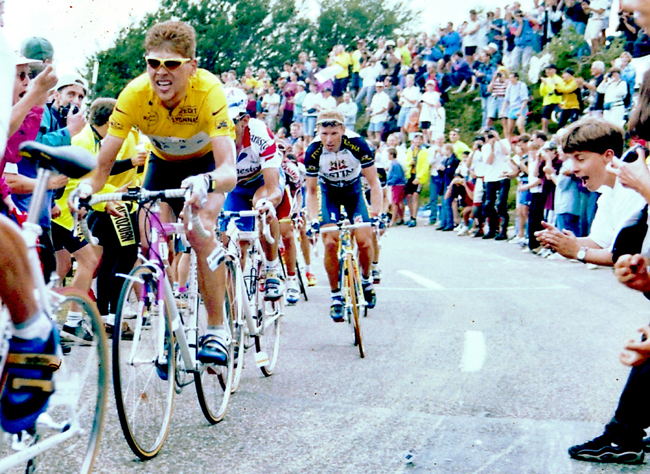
[9, 288, 109, 474]
[346, 256, 365, 358]
[113, 265, 175, 460]
[194, 261, 234, 424]
[254, 296, 282, 377]
[228, 260, 246, 394]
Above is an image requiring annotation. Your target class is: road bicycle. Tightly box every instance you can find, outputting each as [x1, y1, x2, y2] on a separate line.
[83, 187, 235, 460]
[321, 218, 373, 359]
[0, 141, 109, 473]
[219, 210, 283, 392]
[278, 211, 308, 303]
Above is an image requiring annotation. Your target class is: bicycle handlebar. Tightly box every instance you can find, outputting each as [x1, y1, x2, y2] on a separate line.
[220, 210, 275, 244]
[319, 221, 372, 233]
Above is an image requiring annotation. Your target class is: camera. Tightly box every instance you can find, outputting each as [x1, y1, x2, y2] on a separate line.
[621, 145, 646, 163]
[60, 103, 80, 119]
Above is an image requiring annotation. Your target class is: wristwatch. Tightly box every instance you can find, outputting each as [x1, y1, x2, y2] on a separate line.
[577, 247, 588, 263]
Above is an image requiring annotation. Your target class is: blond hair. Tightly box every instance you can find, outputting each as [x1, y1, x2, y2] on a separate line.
[316, 110, 345, 126]
[145, 21, 196, 59]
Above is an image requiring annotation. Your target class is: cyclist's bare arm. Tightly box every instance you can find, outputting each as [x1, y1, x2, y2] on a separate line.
[255, 167, 283, 208]
[361, 165, 382, 217]
[305, 176, 319, 223]
[209, 136, 237, 193]
[88, 134, 126, 193]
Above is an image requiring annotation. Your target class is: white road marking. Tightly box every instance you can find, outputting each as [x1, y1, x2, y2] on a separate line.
[310, 285, 571, 292]
[460, 331, 486, 373]
[397, 270, 445, 290]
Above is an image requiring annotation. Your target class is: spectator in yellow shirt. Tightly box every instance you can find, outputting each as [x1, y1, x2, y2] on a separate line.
[333, 45, 352, 103]
[539, 64, 564, 133]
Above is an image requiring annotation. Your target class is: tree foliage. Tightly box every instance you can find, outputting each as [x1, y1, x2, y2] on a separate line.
[85, 0, 416, 99]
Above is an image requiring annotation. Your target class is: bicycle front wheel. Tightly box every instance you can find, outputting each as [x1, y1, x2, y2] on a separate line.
[18, 287, 109, 474]
[113, 265, 175, 460]
[346, 255, 365, 358]
[194, 260, 235, 423]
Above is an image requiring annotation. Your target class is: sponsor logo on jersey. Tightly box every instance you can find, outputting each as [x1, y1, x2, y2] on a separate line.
[216, 120, 228, 130]
[237, 152, 248, 163]
[250, 134, 271, 149]
[109, 120, 124, 131]
[171, 106, 199, 124]
[343, 138, 360, 153]
[143, 111, 159, 126]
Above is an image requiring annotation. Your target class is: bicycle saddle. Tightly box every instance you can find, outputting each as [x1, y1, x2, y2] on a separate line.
[18, 141, 96, 179]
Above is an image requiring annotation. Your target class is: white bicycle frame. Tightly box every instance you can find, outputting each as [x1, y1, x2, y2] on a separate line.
[221, 210, 278, 368]
[0, 167, 95, 471]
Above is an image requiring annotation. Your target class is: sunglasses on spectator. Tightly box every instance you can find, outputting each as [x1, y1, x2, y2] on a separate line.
[145, 56, 191, 70]
[16, 71, 28, 81]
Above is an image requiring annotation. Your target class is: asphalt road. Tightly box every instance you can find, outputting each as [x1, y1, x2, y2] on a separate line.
[11, 220, 650, 473]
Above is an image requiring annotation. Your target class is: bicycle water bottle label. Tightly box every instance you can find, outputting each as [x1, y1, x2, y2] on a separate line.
[206, 247, 225, 271]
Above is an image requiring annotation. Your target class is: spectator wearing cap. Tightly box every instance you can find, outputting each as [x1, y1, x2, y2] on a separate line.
[367, 82, 390, 141]
[555, 68, 581, 129]
[419, 80, 445, 144]
[20, 36, 53, 79]
[598, 67, 628, 128]
[487, 9, 506, 59]
[539, 64, 564, 133]
[439, 22, 462, 58]
[485, 42, 502, 67]
[316, 87, 336, 114]
[336, 92, 358, 132]
[37, 73, 87, 147]
[486, 67, 509, 130]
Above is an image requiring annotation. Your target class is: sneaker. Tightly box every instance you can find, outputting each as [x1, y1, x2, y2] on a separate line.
[286, 279, 299, 305]
[264, 271, 284, 301]
[0, 322, 62, 434]
[105, 322, 135, 341]
[407, 218, 417, 228]
[330, 297, 344, 322]
[197, 334, 229, 366]
[363, 283, 376, 309]
[568, 434, 644, 464]
[306, 272, 317, 287]
[508, 235, 523, 244]
[495, 232, 508, 241]
[61, 322, 93, 346]
[371, 267, 382, 284]
[457, 226, 469, 236]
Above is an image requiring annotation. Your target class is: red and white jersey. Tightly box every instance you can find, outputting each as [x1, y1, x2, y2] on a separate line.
[236, 118, 282, 186]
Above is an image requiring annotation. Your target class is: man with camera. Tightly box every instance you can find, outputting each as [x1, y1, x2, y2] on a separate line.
[37, 74, 86, 147]
[481, 128, 512, 240]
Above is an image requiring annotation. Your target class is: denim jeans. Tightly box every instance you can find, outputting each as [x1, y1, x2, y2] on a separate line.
[429, 176, 443, 222]
[440, 184, 454, 229]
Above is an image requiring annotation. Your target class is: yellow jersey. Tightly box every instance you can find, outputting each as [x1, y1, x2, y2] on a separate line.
[108, 69, 234, 161]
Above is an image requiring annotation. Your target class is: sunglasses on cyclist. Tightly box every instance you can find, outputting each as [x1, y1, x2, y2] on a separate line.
[145, 56, 192, 70]
[317, 120, 343, 128]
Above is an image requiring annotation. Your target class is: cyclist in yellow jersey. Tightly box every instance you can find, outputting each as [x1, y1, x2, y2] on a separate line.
[70, 21, 237, 366]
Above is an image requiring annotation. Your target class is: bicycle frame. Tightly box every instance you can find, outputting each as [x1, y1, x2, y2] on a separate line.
[0, 167, 102, 471]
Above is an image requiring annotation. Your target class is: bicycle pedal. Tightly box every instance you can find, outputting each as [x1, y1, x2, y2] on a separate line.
[254, 351, 269, 368]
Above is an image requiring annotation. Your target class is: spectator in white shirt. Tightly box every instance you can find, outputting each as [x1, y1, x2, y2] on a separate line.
[261, 84, 281, 131]
[316, 87, 337, 114]
[356, 58, 384, 107]
[302, 82, 321, 141]
[397, 74, 422, 136]
[598, 68, 628, 128]
[336, 92, 359, 131]
[367, 82, 390, 142]
[419, 80, 445, 144]
[481, 128, 512, 240]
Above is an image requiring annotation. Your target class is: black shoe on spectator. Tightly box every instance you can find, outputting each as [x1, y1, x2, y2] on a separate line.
[473, 229, 484, 238]
[568, 434, 644, 464]
[482, 232, 496, 239]
[495, 232, 508, 241]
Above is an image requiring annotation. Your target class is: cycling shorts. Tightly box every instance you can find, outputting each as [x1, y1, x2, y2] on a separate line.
[143, 152, 216, 217]
[377, 168, 387, 188]
[52, 221, 88, 253]
[318, 179, 370, 226]
[219, 172, 287, 232]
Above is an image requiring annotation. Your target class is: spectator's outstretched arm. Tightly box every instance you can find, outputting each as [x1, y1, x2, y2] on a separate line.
[535, 221, 612, 264]
[620, 325, 650, 366]
[607, 150, 650, 205]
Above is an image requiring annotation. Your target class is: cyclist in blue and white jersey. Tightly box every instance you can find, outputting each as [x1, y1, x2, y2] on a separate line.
[304, 110, 382, 322]
[222, 88, 287, 300]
